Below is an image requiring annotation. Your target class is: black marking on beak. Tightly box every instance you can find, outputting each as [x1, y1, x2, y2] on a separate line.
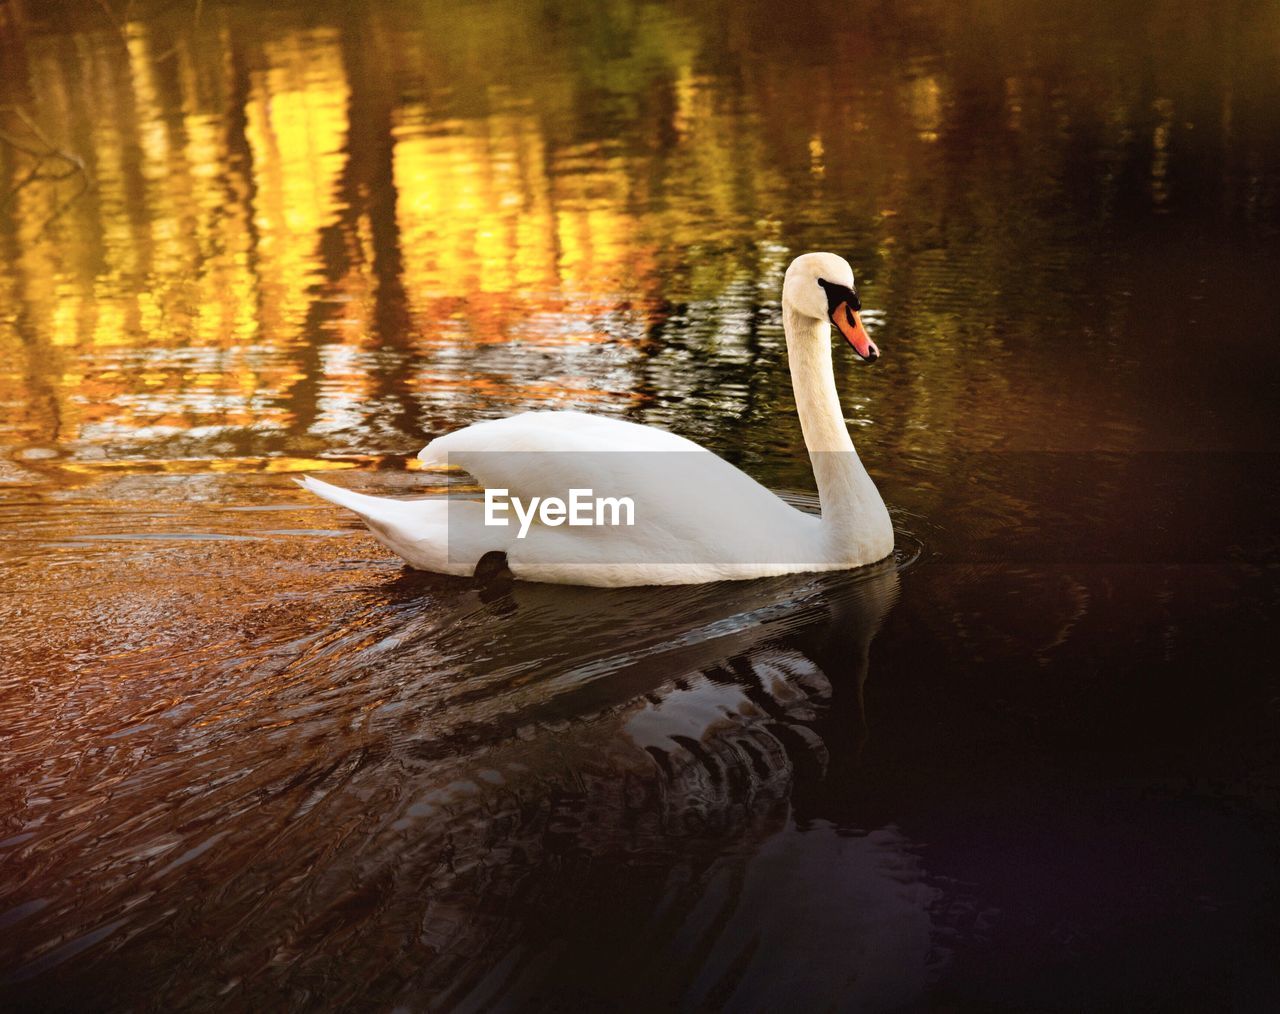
[817, 277, 861, 316]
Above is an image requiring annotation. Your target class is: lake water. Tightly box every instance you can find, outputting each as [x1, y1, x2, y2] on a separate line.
[2, 1, 1278, 1009]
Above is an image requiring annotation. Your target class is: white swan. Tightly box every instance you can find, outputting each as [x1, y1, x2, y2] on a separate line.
[296, 252, 893, 586]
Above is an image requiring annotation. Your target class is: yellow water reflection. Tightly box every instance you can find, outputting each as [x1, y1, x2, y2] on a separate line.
[245, 28, 351, 338]
[1, 18, 684, 457]
[393, 113, 654, 336]
[1, 0, 1275, 468]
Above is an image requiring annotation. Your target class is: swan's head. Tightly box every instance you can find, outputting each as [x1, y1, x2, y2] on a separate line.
[782, 251, 879, 363]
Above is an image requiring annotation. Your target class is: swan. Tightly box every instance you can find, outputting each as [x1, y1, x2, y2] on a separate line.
[296, 252, 893, 586]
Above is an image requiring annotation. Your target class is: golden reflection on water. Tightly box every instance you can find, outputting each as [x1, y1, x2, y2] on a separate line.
[1, 0, 1277, 467]
[1, 17, 692, 456]
[245, 28, 351, 338]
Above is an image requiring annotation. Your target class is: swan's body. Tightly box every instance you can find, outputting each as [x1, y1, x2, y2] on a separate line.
[298, 253, 893, 587]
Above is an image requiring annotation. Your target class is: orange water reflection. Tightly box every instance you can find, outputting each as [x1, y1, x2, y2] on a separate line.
[2, 0, 1278, 470]
[0, 17, 680, 458]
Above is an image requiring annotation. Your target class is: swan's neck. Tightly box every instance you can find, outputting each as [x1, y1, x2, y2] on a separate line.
[784, 304, 890, 548]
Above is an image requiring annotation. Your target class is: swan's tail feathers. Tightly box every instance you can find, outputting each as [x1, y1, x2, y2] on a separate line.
[294, 474, 383, 517]
[294, 475, 479, 576]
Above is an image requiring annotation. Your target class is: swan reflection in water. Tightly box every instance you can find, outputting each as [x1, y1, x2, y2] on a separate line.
[6, 550, 937, 1012]
[349, 558, 934, 1011]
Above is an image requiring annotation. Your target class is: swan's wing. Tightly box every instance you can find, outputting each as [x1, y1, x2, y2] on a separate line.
[417, 411, 814, 574]
[417, 410, 707, 501]
[419, 410, 702, 458]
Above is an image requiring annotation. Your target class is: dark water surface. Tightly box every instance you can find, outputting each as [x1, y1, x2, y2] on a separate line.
[2, 1, 1279, 1009]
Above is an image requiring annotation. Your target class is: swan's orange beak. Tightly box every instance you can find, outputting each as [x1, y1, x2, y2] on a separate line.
[833, 303, 879, 362]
